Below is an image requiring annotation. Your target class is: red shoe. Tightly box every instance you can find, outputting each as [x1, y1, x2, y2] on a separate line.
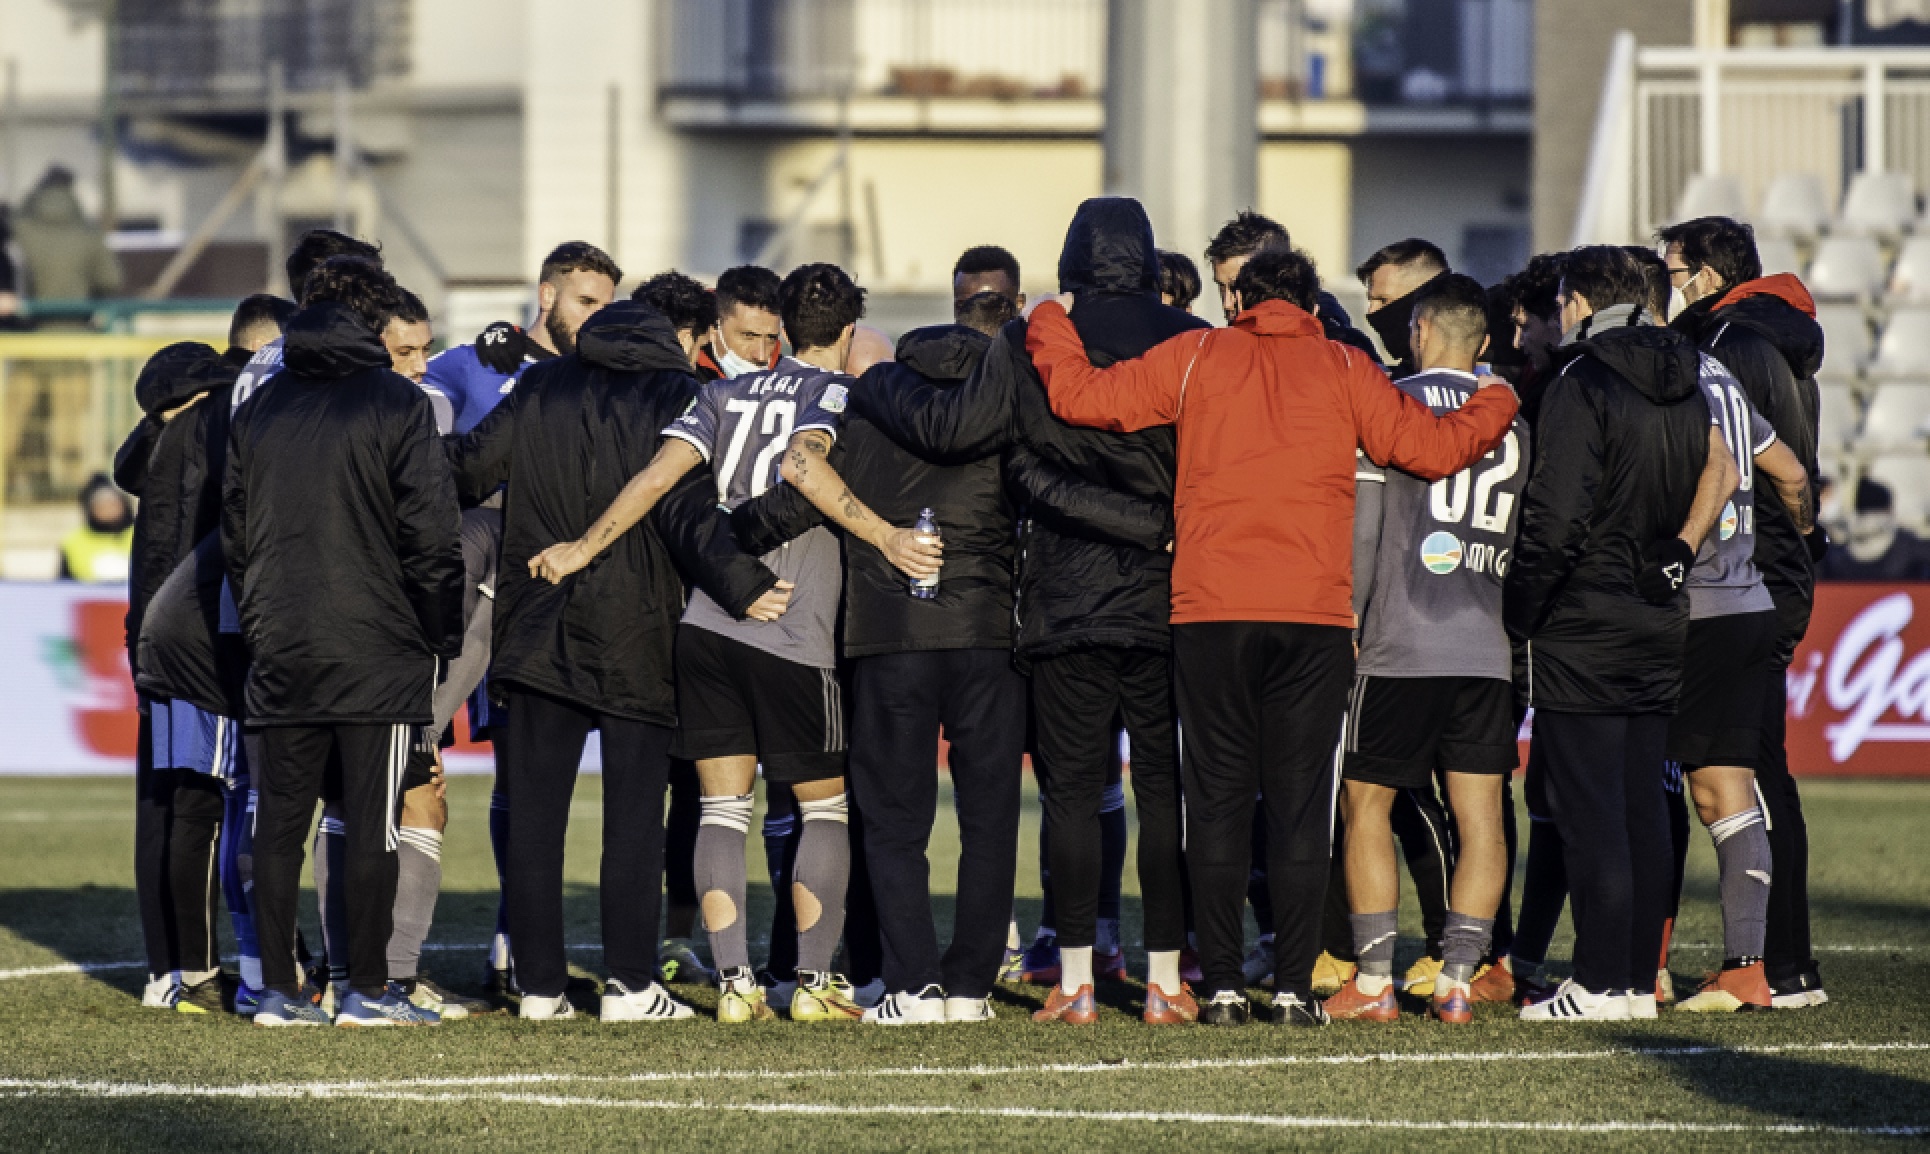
[1429, 981, 1473, 1024]
[1095, 947, 1128, 982]
[1178, 948, 1204, 985]
[1322, 977, 1399, 1022]
[1469, 958, 1516, 1004]
[1676, 961, 1773, 1013]
[1032, 983, 1098, 1024]
[1143, 982, 1198, 1025]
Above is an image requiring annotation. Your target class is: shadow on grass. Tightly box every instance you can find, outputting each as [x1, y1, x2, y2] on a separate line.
[1622, 1031, 1930, 1131]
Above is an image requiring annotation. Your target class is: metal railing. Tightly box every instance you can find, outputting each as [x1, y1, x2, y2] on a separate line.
[115, 0, 411, 99]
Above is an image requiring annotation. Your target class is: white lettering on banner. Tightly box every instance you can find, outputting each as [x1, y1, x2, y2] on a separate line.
[1823, 592, 1930, 761]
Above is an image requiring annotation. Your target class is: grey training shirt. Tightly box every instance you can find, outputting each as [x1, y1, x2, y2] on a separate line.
[1689, 353, 1778, 620]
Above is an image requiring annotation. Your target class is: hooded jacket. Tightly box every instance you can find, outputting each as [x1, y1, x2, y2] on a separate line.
[223, 303, 465, 726]
[444, 300, 708, 724]
[847, 198, 1206, 661]
[1031, 297, 1515, 627]
[1503, 320, 1711, 713]
[11, 175, 121, 301]
[1672, 273, 1824, 661]
[113, 342, 246, 664]
[135, 533, 249, 718]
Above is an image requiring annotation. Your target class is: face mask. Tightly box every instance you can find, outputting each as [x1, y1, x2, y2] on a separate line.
[1367, 292, 1420, 367]
[712, 326, 763, 378]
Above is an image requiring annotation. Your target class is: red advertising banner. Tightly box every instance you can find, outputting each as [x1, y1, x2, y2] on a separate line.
[1786, 582, 1930, 777]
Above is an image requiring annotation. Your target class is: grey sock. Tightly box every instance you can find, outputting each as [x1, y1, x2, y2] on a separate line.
[1440, 912, 1495, 985]
[387, 830, 443, 982]
[1350, 910, 1399, 979]
[1710, 808, 1772, 960]
[313, 814, 349, 983]
[695, 794, 754, 975]
[793, 794, 850, 974]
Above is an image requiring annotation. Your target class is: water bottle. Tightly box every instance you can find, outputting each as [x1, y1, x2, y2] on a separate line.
[910, 508, 941, 600]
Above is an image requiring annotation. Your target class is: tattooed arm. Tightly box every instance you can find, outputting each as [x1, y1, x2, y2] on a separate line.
[528, 438, 705, 583]
[779, 428, 942, 581]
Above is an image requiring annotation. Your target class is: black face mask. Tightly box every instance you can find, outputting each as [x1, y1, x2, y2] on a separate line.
[1365, 274, 1444, 369]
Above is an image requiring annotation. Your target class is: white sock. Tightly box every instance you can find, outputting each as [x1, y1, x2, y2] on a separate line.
[239, 956, 263, 990]
[490, 931, 512, 971]
[1147, 949, 1181, 992]
[1357, 971, 1393, 995]
[1006, 918, 1020, 951]
[1059, 945, 1094, 994]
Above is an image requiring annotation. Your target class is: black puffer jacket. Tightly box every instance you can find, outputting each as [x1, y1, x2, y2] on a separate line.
[112, 342, 245, 665]
[223, 304, 464, 725]
[851, 197, 1205, 663]
[447, 301, 714, 724]
[1504, 319, 1711, 714]
[1672, 281, 1824, 662]
[135, 533, 248, 718]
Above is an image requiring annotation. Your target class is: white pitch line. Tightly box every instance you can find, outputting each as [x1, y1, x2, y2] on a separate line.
[0, 962, 144, 982]
[0, 1083, 1922, 1136]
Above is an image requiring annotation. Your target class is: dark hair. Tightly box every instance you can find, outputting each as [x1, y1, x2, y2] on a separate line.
[1411, 273, 1490, 346]
[1502, 252, 1566, 322]
[1355, 237, 1449, 287]
[390, 287, 430, 326]
[1158, 250, 1202, 310]
[633, 270, 717, 335]
[778, 263, 866, 351]
[1656, 216, 1762, 293]
[953, 245, 1021, 289]
[539, 241, 622, 288]
[1230, 248, 1321, 313]
[286, 229, 381, 300]
[1857, 477, 1893, 514]
[1560, 245, 1650, 312]
[1205, 210, 1290, 265]
[227, 293, 297, 349]
[300, 255, 406, 334]
[954, 290, 1018, 337]
[715, 265, 783, 321]
[1623, 245, 1672, 318]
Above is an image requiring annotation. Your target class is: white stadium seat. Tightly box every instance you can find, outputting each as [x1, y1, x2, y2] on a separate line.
[1815, 303, 1873, 381]
[1889, 236, 1930, 305]
[1869, 309, 1930, 381]
[1807, 235, 1889, 301]
[1857, 381, 1930, 451]
[1755, 236, 1804, 278]
[1759, 172, 1833, 241]
[1674, 174, 1747, 223]
[1818, 383, 1860, 451]
[1866, 453, 1930, 531]
[1836, 171, 1919, 241]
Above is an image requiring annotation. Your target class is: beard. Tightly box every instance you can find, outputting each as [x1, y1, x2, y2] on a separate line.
[545, 309, 576, 356]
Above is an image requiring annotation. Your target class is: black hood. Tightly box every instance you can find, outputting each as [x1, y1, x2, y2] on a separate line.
[575, 300, 695, 374]
[134, 341, 239, 415]
[282, 302, 394, 380]
[1718, 294, 1826, 380]
[1057, 197, 1159, 296]
[1571, 323, 1703, 405]
[895, 324, 991, 382]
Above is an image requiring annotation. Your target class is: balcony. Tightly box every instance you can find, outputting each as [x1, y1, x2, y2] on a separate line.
[114, 0, 412, 108]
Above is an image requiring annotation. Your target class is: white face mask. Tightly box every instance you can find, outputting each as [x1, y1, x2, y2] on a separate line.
[712, 325, 763, 378]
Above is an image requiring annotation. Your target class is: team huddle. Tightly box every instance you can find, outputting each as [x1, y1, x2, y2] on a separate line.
[119, 195, 1831, 1029]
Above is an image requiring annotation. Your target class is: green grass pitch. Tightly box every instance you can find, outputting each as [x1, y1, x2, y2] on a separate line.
[1, 774, 1927, 1151]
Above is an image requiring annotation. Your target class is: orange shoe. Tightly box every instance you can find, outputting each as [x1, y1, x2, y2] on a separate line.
[1322, 977, 1399, 1022]
[1032, 984, 1098, 1024]
[1469, 958, 1516, 1004]
[1143, 982, 1198, 1025]
[1429, 980, 1473, 1024]
[1675, 961, 1773, 1013]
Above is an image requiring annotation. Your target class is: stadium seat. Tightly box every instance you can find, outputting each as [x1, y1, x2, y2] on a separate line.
[1807, 235, 1889, 301]
[1818, 383, 1860, 450]
[1857, 381, 1930, 451]
[1756, 236, 1804, 278]
[1866, 453, 1930, 531]
[1674, 174, 1747, 224]
[1869, 309, 1930, 380]
[1835, 171, 1919, 240]
[1816, 303, 1873, 380]
[1889, 236, 1930, 304]
[1758, 172, 1833, 241]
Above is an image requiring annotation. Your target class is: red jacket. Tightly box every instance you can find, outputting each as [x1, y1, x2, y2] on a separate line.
[1027, 298, 1518, 628]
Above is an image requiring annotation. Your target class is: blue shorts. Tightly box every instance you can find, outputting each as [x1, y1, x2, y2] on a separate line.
[150, 698, 246, 780]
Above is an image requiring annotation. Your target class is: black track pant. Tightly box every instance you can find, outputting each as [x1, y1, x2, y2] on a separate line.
[1174, 621, 1352, 1001]
[502, 687, 671, 998]
[1758, 664, 1816, 986]
[135, 751, 228, 976]
[1392, 784, 1453, 956]
[1534, 710, 1672, 995]
[135, 718, 171, 977]
[255, 723, 409, 996]
[664, 759, 701, 917]
[1033, 647, 1184, 953]
[849, 649, 1025, 999]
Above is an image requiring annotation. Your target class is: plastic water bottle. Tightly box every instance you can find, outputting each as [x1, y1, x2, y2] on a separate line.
[910, 508, 941, 600]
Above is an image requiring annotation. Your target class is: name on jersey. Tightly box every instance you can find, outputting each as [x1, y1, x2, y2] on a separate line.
[1421, 384, 1472, 412]
[745, 373, 809, 399]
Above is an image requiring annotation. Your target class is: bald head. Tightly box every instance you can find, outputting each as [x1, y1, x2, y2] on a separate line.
[846, 324, 896, 377]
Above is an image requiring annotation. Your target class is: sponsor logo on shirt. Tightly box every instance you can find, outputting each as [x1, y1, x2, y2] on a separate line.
[819, 382, 849, 414]
[1719, 501, 1739, 541]
[1420, 530, 1463, 575]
